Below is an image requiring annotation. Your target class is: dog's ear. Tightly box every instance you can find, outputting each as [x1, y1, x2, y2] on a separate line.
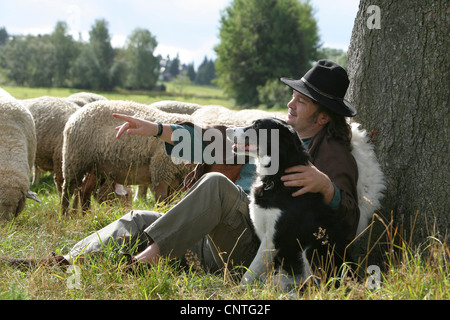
[270, 117, 287, 125]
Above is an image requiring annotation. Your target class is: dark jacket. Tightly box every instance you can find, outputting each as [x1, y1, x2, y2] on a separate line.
[308, 128, 360, 242]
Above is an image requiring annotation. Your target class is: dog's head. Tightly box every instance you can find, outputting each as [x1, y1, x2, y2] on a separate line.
[226, 117, 310, 175]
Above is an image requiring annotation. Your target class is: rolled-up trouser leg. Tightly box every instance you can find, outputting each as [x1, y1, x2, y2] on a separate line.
[145, 172, 260, 272]
[65, 210, 161, 263]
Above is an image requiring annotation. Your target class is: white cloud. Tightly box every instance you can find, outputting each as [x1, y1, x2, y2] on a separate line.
[111, 33, 127, 48]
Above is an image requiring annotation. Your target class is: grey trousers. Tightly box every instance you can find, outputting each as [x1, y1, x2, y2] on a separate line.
[65, 172, 260, 272]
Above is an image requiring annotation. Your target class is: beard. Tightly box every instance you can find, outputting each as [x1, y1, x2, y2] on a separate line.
[287, 110, 321, 138]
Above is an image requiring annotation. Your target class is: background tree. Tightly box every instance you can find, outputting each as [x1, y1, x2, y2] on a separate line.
[215, 0, 320, 107]
[71, 19, 116, 89]
[317, 47, 347, 69]
[27, 35, 56, 87]
[125, 28, 159, 90]
[50, 21, 79, 87]
[347, 0, 449, 242]
[257, 78, 291, 109]
[0, 35, 56, 86]
[0, 36, 32, 85]
[168, 53, 180, 78]
[195, 56, 216, 85]
[0, 27, 8, 46]
[70, 42, 95, 89]
[186, 62, 196, 82]
[110, 47, 128, 89]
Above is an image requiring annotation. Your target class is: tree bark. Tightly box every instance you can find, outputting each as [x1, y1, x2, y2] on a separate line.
[347, 0, 449, 243]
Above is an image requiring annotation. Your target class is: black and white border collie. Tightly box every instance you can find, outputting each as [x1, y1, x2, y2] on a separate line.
[227, 118, 346, 289]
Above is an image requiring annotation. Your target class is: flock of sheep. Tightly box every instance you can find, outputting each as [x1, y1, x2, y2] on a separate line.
[0, 87, 287, 221]
[0, 86, 384, 234]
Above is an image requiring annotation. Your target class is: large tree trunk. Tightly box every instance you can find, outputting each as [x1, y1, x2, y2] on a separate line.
[347, 0, 449, 244]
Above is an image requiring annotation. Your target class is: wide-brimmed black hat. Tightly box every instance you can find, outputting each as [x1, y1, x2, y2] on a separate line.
[280, 59, 357, 117]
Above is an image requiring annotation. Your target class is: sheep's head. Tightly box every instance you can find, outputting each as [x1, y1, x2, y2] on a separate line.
[0, 188, 27, 221]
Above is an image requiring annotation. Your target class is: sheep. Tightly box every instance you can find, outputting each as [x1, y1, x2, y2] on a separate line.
[61, 100, 193, 214]
[150, 100, 203, 115]
[23, 95, 126, 206]
[0, 88, 40, 221]
[190, 105, 287, 126]
[61, 100, 289, 213]
[21, 96, 80, 192]
[236, 109, 288, 123]
[149, 101, 287, 127]
[66, 92, 107, 107]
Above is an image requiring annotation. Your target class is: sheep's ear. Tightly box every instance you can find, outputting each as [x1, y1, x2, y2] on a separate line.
[26, 190, 41, 203]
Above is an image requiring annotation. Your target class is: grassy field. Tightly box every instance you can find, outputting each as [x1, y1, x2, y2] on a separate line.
[2, 83, 235, 108]
[1, 179, 448, 301]
[0, 86, 448, 301]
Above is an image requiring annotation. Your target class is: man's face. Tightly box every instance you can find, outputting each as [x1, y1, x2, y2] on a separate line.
[286, 91, 324, 138]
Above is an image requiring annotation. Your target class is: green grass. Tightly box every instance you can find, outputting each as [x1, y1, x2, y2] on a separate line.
[1, 172, 448, 300]
[0, 86, 448, 300]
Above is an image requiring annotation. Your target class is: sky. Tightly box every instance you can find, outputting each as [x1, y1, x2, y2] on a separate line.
[0, 0, 360, 67]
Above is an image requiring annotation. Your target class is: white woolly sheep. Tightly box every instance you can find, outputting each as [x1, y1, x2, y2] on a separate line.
[150, 100, 203, 115]
[0, 88, 40, 221]
[190, 105, 287, 127]
[22, 96, 80, 192]
[61, 101, 287, 212]
[23, 95, 126, 205]
[66, 92, 107, 107]
[61, 100, 193, 214]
